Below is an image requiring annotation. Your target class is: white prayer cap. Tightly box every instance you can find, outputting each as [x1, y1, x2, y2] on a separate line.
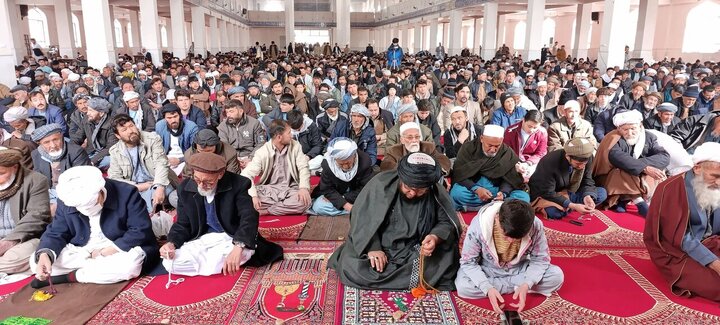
[608, 83, 619, 90]
[659, 67, 669, 74]
[527, 70, 535, 76]
[675, 73, 688, 80]
[68, 73, 80, 82]
[536, 81, 548, 87]
[60, 68, 71, 74]
[693, 142, 720, 165]
[325, 137, 358, 161]
[646, 68, 657, 76]
[56, 166, 106, 208]
[48, 72, 60, 79]
[564, 100, 581, 111]
[123, 91, 140, 102]
[587, 87, 598, 94]
[138, 70, 147, 75]
[560, 68, 567, 74]
[483, 124, 505, 138]
[400, 122, 421, 136]
[3, 106, 28, 123]
[449, 106, 466, 115]
[166, 89, 176, 100]
[613, 110, 643, 127]
[82, 74, 93, 80]
[18, 76, 31, 85]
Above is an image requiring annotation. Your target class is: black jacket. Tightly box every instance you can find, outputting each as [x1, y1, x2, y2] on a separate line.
[70, 113, 119, 165]
[31, 142, 91, 188]
[115, 103, 158, 132]
[543, 106, 562, 128]
[609, 131, 670, 176]
[644, 114, 681, 134]
[295, 122, 324, 158]
[529, 149, 599, 207]
[671, 97, 701, 118]
[617, 94, 644, 112]
[418, 113, 442, 148]
[443, 123, 483, 159]
[311, 150, 375, 210]
[169, 173, 283, 267]
[669, 112, 720, 150]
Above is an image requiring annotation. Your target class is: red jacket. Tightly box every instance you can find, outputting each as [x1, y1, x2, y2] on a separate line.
[503, 121, 548, 165]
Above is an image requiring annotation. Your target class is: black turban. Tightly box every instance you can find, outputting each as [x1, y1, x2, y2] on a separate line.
[397, 152, 442, 188]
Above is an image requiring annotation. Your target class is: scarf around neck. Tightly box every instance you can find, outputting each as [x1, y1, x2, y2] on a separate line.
[39, 140, 69, 163]
[169, 119, 184, 137]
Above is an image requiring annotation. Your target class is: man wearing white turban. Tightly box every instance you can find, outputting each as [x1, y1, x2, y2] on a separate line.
[329, 104, 378, 165]
[31, 165, 159, 288]
[309, 137, 374, 216]
[591, 109, 670, 217]
[384, 102, 434, 150]
[644, 142, 720, 301]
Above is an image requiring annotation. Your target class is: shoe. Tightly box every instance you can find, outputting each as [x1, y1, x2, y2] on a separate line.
[636, 201, 649, 217]
[613, 201, 628, 213]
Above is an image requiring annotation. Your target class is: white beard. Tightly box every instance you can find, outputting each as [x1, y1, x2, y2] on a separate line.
[625, 135, 639, 146]
[0, 174, 15, 191]
[198, 187, 216, 198]
[405, 142, 420, 153]
[693, 174, 720, 212]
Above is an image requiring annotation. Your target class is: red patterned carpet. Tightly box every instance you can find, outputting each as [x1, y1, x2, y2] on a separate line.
[2, 209, 720, 324]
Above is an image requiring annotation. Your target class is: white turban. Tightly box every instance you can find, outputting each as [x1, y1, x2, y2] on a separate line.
[396, 103, 418, 117]
[399, 121, 421, 135]
[449, 106, 466, 115]
[483, 124, 505, 138]
[325, 137, 358, 161]
[123, 91, 140, 102]
[18, 76, 31, 85]
[536, 81, 547, 87]
[3, 106, 28, 123]
[68, 73, 80, 82]
[564, 100, 581, 111]
[693, 142, 720, 165]
[56, 166, 106, 208]
[613, 110, 643, 127]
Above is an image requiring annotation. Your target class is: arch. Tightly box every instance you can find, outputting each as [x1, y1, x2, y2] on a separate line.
[513, 21, 526, 50]
[541, 18, 556, 46]
[114, 19, 124, 47]
[28, 7, 50, 47]
[161, 25, 168, 48]
[683, 0, 720, 53]
[71, 13, 81, 47]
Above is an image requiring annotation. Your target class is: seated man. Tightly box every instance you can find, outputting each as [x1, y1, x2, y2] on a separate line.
[116, 91, 156, 132]
[548, 100, 597, 152]
[592, 110, 670, 217]
[310, 138, 374, 216]
[367, 99, 394, 155]
[380, 122, 450, 174]
[31, 123, 90, 215]
[443, 106, 483, 160]
[70, 97, 118, 170]
[31, 166, 159, 288]
[0, 148, 50, 275]
[491, 94, 527, 128]
[416, 99, 442, 146]
[4, 106, 36, 142]
[241, 119, 312, 215]
[287, 110, 324, 173]
[385, 102, 434, 149]
[315, 99, 348, 142]
[182, 129, 241, 178]
[108, 114, 178, 212]
[159, 152, 283, 276]
[450, 125, 530, 211]
[529, 138, 607, 219]
[504, 110, 548, 182]
[28, 90, 67, 133]
[217, 100, 266, 169]
[669, 111, 719, 153]
[644, 103, 681, 134]
[330, 104, 378, 166]
[455, 200, 563, 312]
[155, 104, 199, 175]
[261, 93, 296, 127]
[329, 152, 461, 290]
[644, 142, 720, 301]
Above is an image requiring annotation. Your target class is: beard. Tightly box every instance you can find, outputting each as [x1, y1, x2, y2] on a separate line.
[127, 133, 140, 146]
[0, 174, 16, 191]
[459, 96, 468, 104]
[483, 150, 497, 157]
[198, 187, 216, 198]
[625, 135, 640, 146]
[404, 142, 420, 153]
[693, 173, 720, 212]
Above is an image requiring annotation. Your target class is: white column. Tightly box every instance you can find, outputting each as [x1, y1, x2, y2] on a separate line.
[185, 22, 192, 51]
[139, 0, 162, 66]
[448, 10, 462, 56]
[429, 19, 438, 52]
[442, 23, 450, 47]
[0, 0, 23, 87]
[108, 6, 118, 50]
[572, 4, 592, 60]
[191, 8, 207, 56]
[633, 0, 658, 61]
[54, 0, 77, 58]
[208, 15, 219, 54]
[497, 15, 506, 49]
[413, 24, 422, 54]
[164, 22, 172, 51]
[73, 12, 87, 56]
[285, 0, 295, 44]
[472, 18, 482, 55]
[170, 0, 187, 59]
[482, 3, 498, 59]
[336, 0, 351, 47]
[598, 0, 630, 71]
[523, 0, 544, 60]
[81, 0, 116, 68]
[129, 11, 141, 53]
[118, 18, 130, 54]
[43, 7, 59, 49]
[219, 20, 228, 52]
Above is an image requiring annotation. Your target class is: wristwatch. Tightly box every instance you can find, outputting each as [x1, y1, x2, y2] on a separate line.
[232, 240, 246, 248]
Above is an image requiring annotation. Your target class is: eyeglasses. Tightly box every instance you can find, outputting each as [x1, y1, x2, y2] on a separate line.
[402, 135, 421, 141]
[193, 175, 218, 187]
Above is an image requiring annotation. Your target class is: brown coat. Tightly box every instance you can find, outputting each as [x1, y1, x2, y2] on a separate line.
[3, 170, 51, 243]
[380, 141, 451, 175]
[182, 142, 241, 179]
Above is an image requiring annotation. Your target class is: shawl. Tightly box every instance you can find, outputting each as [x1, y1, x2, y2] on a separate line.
[451, 139, 524, 189]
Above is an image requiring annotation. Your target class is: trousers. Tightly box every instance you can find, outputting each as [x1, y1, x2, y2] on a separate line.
[450, 176, 530, 211]
[163, 232, 255, 276]
[455, 264, 564, 299]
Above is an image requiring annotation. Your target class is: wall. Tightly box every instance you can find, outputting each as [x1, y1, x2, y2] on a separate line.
[350, 29, 371, 50]
[249, 28, 286, 45]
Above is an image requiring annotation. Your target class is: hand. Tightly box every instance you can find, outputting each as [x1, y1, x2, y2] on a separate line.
[136, 181, 153, 192]
[222, 245, 244, 276]
[494, 192, 505, 201]
[152, 186, 166, 208]
[0, 240, 17, 256]
[511, 283, 529, 312]
[238, 158, 249, 169]
[487, 287, 505, 313]
[252, 196, 262, 212]
[35, 253, 52, 281]
[643, 166, 665, 180]
[297, 188, 311, 206]
[342, 202, 353, 212]
[160, 242, 176, 259]
[168, 157, 181, 168]
[421, 234, 439, 256]
[11, 130, 22, 139]
[367, 250, 387, 272]
[709, 259, 720, 277]
[474, 188, 493, 201]
[569, 203, 594, 214]
[91, 246, 119, 258]
[583, 195, 596, 210]
[515, 162, 528, 173]
[458, 129, 470, 143]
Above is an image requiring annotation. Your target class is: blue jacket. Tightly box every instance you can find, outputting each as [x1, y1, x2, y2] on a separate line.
[330, 119, 378, 165]
[490, 106, 528, 129]
[682, 171, 720, 266]
[155, 119, 199, 154]
[593, 105, 621, 142]
[386, 44, 404, 69]
[341, 93, 355, 113]
[28, 105, 68, 134]
[37, 179, 160, 272]
[182, 105, 207, 131]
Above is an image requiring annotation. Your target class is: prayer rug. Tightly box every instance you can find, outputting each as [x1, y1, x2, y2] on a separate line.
[299, 215, 350, 241]
[0, 281, 128, 325]
[0, 276, 31, 304]
[541, 210, 644, 248]
[340, 287, 462, 324]
[258, 214, 308, 240]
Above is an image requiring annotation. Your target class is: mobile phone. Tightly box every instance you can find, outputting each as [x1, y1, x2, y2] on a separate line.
[503, 310, 523, 325]
[569, 220, 583, 226]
